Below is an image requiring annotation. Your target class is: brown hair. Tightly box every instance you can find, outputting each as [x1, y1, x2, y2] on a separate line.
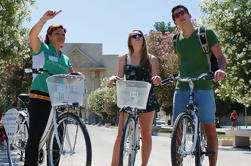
[44, 25, 66, 44]
[127, 30, 151, 70]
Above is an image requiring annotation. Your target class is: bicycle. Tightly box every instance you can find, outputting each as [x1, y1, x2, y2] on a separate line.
[161, 72, 215, 166]
[115, 79, 152, 166]
[4, 68, 92, 166]
[3, 93, 30, 166]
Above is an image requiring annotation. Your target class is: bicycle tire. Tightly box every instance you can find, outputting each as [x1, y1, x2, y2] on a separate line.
[7, 120, 29, 166]
[119, 116, 136, 166]
[197, 128, 207, 166]
[171, 112, 200, 166]
[47, 112, 92, 166]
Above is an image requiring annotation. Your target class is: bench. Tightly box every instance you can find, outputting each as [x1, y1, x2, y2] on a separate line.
[225, 129, 251, 147]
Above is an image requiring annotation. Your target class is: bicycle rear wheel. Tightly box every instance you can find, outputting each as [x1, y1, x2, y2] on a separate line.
[47, 112, 92, 166]
[171, 112, 200, 166]
[7, 121, 29, 166]
[119, 116, 137, 166]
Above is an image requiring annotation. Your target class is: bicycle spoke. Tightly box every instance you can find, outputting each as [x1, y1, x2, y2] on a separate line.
[47, 112, 92, 166]
[171, 113, 197, 166]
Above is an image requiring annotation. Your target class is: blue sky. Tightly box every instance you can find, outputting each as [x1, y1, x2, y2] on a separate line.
[24, 0, 202, 55]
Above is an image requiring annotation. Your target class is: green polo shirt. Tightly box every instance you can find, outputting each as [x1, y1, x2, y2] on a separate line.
[175, 28, 219, 90]
[30, 41, 72, 93]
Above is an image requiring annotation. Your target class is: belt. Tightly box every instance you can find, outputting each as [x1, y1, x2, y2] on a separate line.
[30, 93, 50, 101]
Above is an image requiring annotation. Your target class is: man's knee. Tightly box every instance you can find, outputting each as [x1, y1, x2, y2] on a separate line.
[202, 124, 217, 138]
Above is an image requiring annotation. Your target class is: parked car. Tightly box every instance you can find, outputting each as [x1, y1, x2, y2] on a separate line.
[155, 118, 165, 125]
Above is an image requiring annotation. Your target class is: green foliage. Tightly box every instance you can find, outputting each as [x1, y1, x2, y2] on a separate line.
[145, 30, 178, 114]
[153, 21, 176, 34]
[200, 0, 251, 107]
[88, 87, 106, 118]
[88, 77, 118, 120]
[0, 0, 34, 111]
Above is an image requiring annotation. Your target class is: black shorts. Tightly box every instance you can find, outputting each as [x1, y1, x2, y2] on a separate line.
[231, 119, 237, 122]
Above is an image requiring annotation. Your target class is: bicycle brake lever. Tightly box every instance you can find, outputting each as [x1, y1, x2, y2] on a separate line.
[204, 72, 214, 80]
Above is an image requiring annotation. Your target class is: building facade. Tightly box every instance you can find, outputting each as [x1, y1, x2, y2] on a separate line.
[61, 43, 119, 111]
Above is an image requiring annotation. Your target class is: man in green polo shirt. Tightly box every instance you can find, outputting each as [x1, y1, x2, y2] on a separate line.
[171, 5, 226, 166]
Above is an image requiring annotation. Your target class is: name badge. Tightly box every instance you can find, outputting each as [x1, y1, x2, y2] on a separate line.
[49, 56, 58, 62]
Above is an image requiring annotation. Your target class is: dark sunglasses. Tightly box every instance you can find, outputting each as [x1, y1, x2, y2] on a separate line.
[173, 10, 187, 19]
[131, 33, 143, 39]
[47, 25, 66, 34]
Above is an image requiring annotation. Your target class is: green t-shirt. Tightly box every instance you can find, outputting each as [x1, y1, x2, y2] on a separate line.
[30, 41, 72, 93]
[175, 29, 219, 90]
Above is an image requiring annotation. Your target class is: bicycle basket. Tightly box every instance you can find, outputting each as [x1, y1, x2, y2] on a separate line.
[46, 74, 85, 106]
[116, 80, 151, 110]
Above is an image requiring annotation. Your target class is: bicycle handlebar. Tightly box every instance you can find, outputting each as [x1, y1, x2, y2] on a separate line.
[24, 68, 83, 78]
[161, 72, 214, 85]
[24, 68, 52, 76]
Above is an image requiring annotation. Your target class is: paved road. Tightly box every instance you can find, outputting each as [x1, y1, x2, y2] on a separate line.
[0, 125, 251, 166]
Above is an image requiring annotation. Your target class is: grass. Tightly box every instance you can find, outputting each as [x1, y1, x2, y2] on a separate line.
[218, 135, 232, 139]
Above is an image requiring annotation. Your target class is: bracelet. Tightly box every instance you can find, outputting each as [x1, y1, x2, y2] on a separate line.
[39, 18, 46, 23]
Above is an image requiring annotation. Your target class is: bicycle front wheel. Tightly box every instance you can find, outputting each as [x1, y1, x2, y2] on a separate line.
[7, 121, 29, 166]
[47, 112, 92, 166]
[119, 116, 137, 166]
[171, 112, 200, 166]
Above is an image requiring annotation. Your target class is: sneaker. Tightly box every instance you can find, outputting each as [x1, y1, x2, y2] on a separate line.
[10, 144, 15, 150]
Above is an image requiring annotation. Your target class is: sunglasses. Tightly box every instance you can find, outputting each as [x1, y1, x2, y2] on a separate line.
[47, 25, 65, 34]
[131, 33, 143, 39]
[173, 10, 187, 19]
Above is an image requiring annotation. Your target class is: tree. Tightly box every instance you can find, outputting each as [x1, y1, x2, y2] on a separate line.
[200, 0, 251, 107]
[88, 77, 118, 122]
[145, 30, 179, 114]
[0, 0, 35, 110]
[153, 21, 176, 34]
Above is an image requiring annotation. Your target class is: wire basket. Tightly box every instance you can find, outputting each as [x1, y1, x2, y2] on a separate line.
[116, 80, 151, 110]
[46, 74, 85, 106]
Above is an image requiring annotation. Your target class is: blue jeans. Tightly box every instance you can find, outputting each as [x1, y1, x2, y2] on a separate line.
[172, 90, 216, 124]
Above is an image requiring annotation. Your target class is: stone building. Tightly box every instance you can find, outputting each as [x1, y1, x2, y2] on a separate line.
[61, 43, 119, 120]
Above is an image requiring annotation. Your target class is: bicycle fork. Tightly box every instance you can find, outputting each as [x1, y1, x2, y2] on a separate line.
[130, 117, 140, 165]
[52, 110, 74, 155]
[179, 111, 199, 155]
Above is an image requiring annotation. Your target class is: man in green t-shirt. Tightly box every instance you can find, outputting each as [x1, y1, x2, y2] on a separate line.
[171, 5, 226, 166]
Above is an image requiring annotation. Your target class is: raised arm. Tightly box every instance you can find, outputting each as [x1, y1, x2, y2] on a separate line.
[29, 10, 62, 53]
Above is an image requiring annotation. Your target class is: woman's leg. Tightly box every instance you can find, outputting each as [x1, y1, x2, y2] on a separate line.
[111, 112, 128, 166]
[24, 99, 51, 166]
[139, 111, 155, 166]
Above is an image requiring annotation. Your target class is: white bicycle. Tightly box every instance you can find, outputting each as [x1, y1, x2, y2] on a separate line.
[116, 79, 152, 166]
[3, 68, 92, 166]
[3, 94, 29, 166]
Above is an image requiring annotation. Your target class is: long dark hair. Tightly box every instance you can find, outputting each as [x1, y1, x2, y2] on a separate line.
[127, 30, 151, 70]
[44, 25, 66, 44]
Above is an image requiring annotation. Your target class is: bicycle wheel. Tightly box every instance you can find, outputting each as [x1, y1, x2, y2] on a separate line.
[47, 112, 92, 166]
[119, 116, 137, 166]
[197, 128, 207, 166]
[171, 112, 200, 166]
[7, 121, 29, 166]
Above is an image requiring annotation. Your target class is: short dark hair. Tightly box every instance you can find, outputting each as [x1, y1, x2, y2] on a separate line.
[171, 5, 190, 21]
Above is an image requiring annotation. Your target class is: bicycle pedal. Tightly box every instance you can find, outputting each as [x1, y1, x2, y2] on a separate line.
[38, 148, 45, 164]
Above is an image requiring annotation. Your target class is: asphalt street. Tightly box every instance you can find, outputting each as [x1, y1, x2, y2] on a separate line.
[0, 125, 250, 166]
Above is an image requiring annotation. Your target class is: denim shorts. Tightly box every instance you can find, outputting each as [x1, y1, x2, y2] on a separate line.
[172, 90, 216, 124]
